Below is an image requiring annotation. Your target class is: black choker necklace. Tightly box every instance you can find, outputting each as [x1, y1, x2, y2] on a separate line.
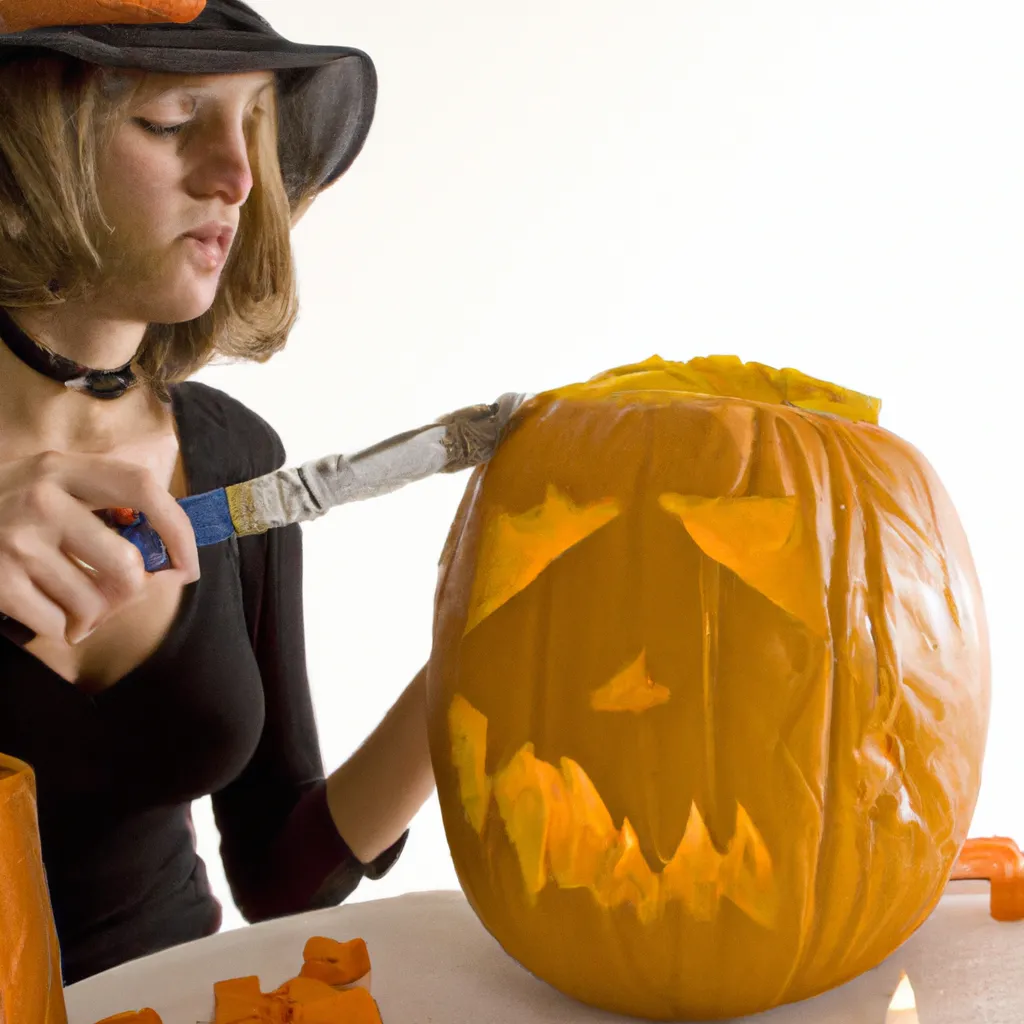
[0, 306, 137, 400]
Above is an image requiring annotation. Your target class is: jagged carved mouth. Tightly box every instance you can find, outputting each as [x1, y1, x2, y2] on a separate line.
[449, 694, 780, 929]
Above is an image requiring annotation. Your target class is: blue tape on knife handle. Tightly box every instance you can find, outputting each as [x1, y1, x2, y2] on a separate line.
[0, 490, 238, 647]
[106, 488, 237, 573]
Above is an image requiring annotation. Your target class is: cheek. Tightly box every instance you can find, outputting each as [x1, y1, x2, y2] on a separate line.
[98, 134, 180, 238]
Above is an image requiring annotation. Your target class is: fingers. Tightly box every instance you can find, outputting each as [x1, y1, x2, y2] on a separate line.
[42, 450, 201, 584]
[0, 450, 200, 645]
[0, 570, 76, 646]
[1, 547, 109, 645]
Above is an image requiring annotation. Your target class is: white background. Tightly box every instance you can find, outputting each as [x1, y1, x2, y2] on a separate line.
[189, 1, 1024, 932]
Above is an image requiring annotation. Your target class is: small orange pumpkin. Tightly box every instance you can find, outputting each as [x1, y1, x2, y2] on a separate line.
[427, 355, 991, 1020]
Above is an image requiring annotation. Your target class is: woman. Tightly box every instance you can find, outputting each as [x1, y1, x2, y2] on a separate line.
[0, 0, 446, 986]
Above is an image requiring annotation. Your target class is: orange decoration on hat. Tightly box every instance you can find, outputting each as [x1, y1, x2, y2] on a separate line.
[0, 0, 205, 33]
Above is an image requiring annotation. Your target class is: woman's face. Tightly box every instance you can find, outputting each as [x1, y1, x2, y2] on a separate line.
[90, 70, 276, 325]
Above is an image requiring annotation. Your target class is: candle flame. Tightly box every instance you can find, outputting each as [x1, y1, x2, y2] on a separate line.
[886, 972, 919, 1022]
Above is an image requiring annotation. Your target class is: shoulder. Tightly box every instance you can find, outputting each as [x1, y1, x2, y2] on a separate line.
[170, 380, 287, 490]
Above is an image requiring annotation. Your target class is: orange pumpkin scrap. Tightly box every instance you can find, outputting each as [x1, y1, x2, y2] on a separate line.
[94, 935, 379, 1024]
[427, 355, 991, 1020]
[0, 753, 68, 1024]
[0, 0, 205, 32]
[212, 976, 263, 1024]
[214, 973, 381, 1024]
[300, 936, 372, 988]
[92, 1011, 163, 1024]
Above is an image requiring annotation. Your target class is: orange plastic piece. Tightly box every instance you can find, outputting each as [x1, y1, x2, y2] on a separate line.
[0, 753, 67, 1024]
[300, 935, 372, 987]
[0, 0, 205, 32]
[951, 837, 1024, 921]
[92, 1011, 162, 1024]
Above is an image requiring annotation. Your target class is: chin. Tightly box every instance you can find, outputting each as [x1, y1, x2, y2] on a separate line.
[137, 280, 221, 326]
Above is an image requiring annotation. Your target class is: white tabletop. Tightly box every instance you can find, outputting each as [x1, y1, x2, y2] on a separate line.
[64, 887, 1023, 1024]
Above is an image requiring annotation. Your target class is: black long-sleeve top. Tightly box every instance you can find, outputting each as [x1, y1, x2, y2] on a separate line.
[0, 380, 406, 985]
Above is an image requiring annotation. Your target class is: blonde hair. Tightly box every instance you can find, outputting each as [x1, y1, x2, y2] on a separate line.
[0, 54, 314, 402]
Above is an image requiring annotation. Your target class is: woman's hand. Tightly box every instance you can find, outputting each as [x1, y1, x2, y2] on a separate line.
[0, 450, 200, 645]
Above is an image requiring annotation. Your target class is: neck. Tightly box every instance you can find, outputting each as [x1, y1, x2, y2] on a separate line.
[0, 304, 158, 451]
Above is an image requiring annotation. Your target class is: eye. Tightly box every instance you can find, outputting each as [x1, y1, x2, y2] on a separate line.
[134, 117, 188, 139]
[462, 484, 621, 635]
[658, 493, 827, 635]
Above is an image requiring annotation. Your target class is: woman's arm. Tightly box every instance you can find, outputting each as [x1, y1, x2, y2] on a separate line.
[324, 664, 435, 864]
[214, 517, 422, 922]
[203, 392, 427, 922]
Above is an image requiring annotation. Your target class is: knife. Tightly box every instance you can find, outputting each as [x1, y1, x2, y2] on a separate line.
[0, 392, 529, 648]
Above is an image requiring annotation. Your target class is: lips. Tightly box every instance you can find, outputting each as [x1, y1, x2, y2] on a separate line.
[183, 222, 235, 263]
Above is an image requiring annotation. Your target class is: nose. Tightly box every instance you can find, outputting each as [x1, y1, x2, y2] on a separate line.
[189, 117, 255, 208]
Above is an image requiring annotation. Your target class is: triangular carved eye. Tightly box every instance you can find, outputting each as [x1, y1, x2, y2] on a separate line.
[658, 494, 826, 636]
[463, 485, 621, 635]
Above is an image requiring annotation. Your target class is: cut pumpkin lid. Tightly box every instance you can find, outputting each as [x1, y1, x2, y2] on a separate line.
[543, 354, 882, 425]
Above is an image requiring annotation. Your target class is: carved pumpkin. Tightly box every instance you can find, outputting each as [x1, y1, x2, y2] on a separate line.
[426, 355, 991, 1020]
[0, 753, 67, 1024]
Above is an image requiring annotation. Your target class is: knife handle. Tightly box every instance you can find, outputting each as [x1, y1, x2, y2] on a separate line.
[95, 508, 172, 573]
[0, 509, 171, 647]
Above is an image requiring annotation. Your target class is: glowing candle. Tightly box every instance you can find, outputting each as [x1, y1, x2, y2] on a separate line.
[885, 972, 920, 1024]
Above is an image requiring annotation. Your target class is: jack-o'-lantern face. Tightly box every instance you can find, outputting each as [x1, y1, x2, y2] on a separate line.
[426, 356, 990, 1022]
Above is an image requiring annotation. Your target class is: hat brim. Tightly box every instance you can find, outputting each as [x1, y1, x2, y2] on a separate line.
[0, 27, 377, 202]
